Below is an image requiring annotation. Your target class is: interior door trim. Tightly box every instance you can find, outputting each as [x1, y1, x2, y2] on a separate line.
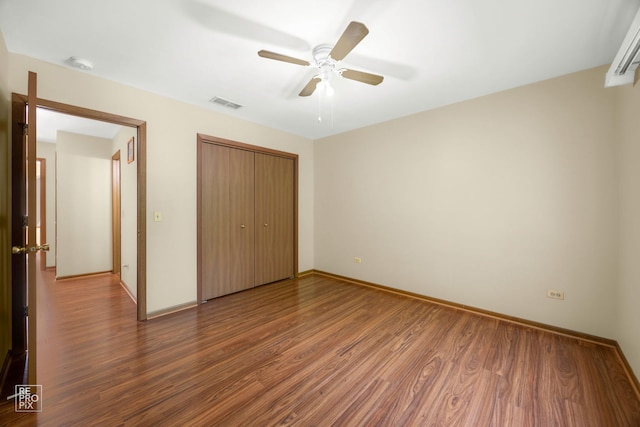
[112, 150, 122, 278]
[37, 158, 46, 270]
[12, 93, 148, 321]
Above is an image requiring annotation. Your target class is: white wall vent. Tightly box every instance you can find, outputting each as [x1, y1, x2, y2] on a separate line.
[606, 8, 640, 87]
[209, 96, 243, 110]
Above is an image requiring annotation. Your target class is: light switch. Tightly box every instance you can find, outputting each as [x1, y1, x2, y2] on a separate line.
[154, 211, 163, 222]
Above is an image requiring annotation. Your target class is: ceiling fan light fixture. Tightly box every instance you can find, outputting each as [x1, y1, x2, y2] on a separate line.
[66, 56, 94, 71]
[317, 80, 334, 96]
[325, 84, 335, 97]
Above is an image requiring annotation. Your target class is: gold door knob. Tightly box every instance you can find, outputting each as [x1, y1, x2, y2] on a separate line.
[240, 224, 245, 229]
[264, 223, 268, 227]
[11, 243, 50, 254]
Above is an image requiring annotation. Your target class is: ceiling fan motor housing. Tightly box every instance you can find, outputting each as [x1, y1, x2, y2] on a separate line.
[312, 44, 335, 66]
[313, 44, 340, 82]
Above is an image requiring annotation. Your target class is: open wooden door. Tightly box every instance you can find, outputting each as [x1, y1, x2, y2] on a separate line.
[26, 72, 43, 384]
[10, 71, 47, 385]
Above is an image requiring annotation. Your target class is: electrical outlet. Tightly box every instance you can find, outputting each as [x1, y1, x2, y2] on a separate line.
[354, 257, 362, 264]
[547, 290, 564, 300]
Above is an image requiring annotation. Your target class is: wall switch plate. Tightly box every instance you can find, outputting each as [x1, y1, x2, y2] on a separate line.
[154, 211, 163, 222]
[547, 289, 564, 300]
[354, 257, 362, 264]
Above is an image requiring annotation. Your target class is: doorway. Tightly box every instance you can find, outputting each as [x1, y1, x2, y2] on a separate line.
[12, 94, 147, 321]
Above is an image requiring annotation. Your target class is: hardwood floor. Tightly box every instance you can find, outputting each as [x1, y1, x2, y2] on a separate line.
[1, 267, 639, 426]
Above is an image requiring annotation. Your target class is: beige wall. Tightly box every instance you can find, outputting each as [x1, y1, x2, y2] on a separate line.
[56, 131, 113, 277]
[7, 53, 315, 314]
[0, 30, 11, 363]
[316, 66, 618, 340]
[616, 81, 640, 378]
[112, 126, 138, 299]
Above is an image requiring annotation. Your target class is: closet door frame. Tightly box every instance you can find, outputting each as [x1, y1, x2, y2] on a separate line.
[196, 133, 299, 304]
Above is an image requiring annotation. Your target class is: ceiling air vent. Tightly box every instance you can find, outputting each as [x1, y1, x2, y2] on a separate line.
[209, 96, 243, 110]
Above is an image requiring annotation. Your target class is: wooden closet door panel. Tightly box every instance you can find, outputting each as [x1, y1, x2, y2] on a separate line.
[255, 153, 294, 285]
[201, 143, 232, 299]
[229, 148, 255, 291]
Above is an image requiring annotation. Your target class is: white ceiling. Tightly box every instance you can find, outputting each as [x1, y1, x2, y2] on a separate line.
[1, 0, 639, 140]
[37, 108, 122, 143]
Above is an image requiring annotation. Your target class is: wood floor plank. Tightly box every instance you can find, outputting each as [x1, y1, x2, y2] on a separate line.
[1, 263, 639, 426]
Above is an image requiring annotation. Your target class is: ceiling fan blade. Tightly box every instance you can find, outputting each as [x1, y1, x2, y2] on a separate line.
[330, 21, 369, 61]
[299, 77, 321, 97]
[340, 69, 384, 85]
[258, 50, 310, 66]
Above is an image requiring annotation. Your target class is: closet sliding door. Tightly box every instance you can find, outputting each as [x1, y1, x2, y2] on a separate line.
[255, 153, 294, 286]
[198, 134, 298, 302]
[228, 147, 255, 292]
[201, 144, 255, 300]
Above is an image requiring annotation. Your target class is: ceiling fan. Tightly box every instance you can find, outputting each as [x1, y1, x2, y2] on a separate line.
[258, 21, 384, 97]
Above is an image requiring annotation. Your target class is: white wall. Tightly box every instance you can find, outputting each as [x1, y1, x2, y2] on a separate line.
[112, 127, 138, 299]
[616, 81, 640, 379]
[7, 53, 315, 314]
[315, 66, 618, 339]
[56, 131, 113, 277]
[36, 141, 56, 267]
